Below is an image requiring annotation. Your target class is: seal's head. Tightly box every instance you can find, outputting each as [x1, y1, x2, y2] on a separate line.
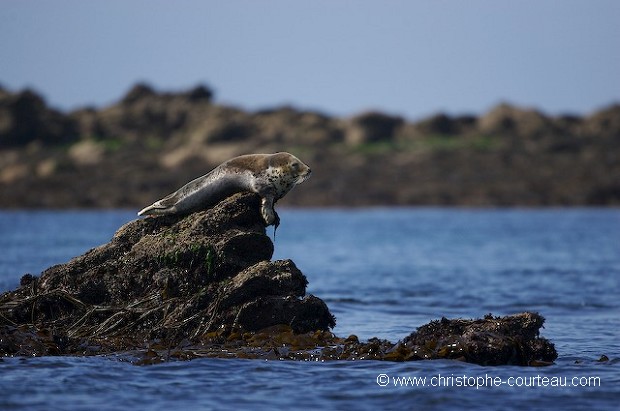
[266, 152, 312, 198]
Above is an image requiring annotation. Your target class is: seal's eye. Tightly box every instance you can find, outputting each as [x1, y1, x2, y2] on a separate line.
[291, 162, 300, 170]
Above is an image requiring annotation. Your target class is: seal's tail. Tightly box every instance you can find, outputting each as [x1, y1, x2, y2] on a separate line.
[137, 202, 167, 216]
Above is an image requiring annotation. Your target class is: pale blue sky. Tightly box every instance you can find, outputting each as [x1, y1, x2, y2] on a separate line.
[1, 0, 619, 120]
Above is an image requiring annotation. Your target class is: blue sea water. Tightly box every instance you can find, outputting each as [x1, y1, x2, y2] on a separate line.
[0, 208, 619, 410]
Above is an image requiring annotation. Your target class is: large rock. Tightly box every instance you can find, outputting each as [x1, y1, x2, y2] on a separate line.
[0, 192, 335, 349]
[0, 193, 557, 365]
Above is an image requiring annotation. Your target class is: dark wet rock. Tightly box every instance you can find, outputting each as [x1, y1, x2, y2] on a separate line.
[125, 312, 556, 366]
[0, 193, 556, 366]
[0, 193, 335, 349]
[400, 312, 557, 366]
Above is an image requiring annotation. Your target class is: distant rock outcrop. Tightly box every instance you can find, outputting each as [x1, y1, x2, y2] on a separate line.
[478, 103, 554, 137]
[346, 111, 404, 144]
[0, 84, 619, 207]
[0, 87, 78, 148]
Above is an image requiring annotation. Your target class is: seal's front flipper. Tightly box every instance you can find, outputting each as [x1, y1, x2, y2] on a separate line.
[272, 211, 280, 241]
[260, 196, 277, 226]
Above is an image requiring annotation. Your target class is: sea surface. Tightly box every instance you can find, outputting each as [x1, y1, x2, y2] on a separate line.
[0, 208, 618, 410]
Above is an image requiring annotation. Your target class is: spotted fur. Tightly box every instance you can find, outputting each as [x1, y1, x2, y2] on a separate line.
[138, 152, 311, 228]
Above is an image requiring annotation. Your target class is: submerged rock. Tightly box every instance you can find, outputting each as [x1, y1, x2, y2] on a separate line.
[0, 193, 556, 366]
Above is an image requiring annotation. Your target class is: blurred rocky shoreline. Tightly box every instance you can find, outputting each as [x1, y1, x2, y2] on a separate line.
[1, 83, 619, 208]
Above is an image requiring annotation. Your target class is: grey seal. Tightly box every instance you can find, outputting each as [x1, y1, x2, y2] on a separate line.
[138, 152, 311, 228]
